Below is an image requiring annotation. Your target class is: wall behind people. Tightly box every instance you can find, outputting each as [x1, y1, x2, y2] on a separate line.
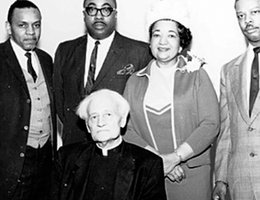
[0, 0, 246, 93]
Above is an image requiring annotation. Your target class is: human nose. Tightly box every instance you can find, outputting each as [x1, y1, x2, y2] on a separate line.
[97, 116, 106, 127]
[95, 9, 104, 19]
[245, 14, 253, 24]
[26, 25, 35, 35]
[159, 36, 167, 45]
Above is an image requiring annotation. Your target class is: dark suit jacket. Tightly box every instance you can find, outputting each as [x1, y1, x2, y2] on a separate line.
[52, 141, 166, 200]
[53, 32, 152, 145]
[0, 39, 56, 199]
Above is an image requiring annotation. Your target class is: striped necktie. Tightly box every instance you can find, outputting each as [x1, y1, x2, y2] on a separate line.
[84, 40, 100, 95]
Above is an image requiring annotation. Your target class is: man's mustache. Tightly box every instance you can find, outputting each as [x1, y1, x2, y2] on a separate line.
[245, 23, 257, 31]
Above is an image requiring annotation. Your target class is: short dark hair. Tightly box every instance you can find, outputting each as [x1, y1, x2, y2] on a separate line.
[149, 19, 192, 51]
[83, 0, 117, 8]
[7, 0, 40, 23]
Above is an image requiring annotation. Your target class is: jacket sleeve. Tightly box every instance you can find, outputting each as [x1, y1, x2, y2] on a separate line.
[214, 66, 231, 183]
[140, 157, 167, 200]
[184, 68, 220, 155]
[53, 43, 65, 123]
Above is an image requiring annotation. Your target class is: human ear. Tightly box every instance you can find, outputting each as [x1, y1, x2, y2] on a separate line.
[120, 115, 127, 128]
[86, 120, 91, 132]
[5, 21, 11, 35]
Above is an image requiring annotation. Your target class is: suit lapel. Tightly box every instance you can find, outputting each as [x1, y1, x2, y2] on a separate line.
[114, 142, 135, 200]
[93, 32, 123, 88]
[251, 94, 260, 120]
[72, 36, 88, 97]
[4, 40, 30, 96]
[36, 49, 51, 83]
[173, 57, 194, 146]
[35, 49, 53, 100]
[230, 54, 250, 123]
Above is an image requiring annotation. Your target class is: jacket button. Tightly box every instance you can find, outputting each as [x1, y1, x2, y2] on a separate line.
[248, 127, 254, 132]
[19, 152, 25, 157]
[64, 183, 68, 187]
[66, 108, 70, 111]
[26, 99, 31, 104]
[23, 126, 29, 131]
[250, 152, 256, 157]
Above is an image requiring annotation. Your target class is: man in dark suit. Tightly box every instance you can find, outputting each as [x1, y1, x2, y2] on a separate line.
[52, 89, 166, 200]
[53, 0, 152, 146]
[0, 1, 56, 199]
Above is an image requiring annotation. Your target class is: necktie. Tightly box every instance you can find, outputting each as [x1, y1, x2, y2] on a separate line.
[25, 52, 37, 82]
[84, 40, 100, 95]
[249, 47, 260, 117]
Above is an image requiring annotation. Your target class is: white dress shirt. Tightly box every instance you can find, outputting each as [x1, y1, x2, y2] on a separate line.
[10, 39, 39, 76]
[84, 32, 115, 86]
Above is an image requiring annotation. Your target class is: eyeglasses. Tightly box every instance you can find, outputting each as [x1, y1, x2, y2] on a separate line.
[84, 6, 116, 17]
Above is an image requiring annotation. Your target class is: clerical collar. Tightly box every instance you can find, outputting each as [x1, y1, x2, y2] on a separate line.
[95, 136, 123, 157]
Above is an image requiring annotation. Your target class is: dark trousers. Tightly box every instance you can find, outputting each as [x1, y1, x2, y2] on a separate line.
[13, 142, 52, 200]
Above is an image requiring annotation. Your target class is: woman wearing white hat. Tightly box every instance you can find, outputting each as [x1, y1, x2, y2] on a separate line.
[123, 0, 220, 199]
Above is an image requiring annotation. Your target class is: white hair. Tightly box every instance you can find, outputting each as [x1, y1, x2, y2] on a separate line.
[76, 89, 130, 121]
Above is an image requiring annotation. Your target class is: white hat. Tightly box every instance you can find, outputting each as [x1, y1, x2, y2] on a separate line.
[146, 0, 190, 31]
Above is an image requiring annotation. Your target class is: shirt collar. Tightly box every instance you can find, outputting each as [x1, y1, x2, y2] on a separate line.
[247, 43, 254, 53]
[96, 135, 123, 156]
[87, 31, 115, 46]
[10, 39, 31, 57]
[137, 55, 187, 77]
[10, 39, 36, 71]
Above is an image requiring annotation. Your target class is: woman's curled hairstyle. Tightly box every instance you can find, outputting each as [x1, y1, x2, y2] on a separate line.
[149, 19, 192, 51]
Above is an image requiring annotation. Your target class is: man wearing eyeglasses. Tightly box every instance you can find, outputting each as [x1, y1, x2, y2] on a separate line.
[53, 0, 152, 146]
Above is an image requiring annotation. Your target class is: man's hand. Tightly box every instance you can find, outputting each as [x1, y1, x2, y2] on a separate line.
[212, 181, 228, 200]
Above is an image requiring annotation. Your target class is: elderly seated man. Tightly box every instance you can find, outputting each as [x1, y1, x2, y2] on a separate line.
[51, 89, 166, 200]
